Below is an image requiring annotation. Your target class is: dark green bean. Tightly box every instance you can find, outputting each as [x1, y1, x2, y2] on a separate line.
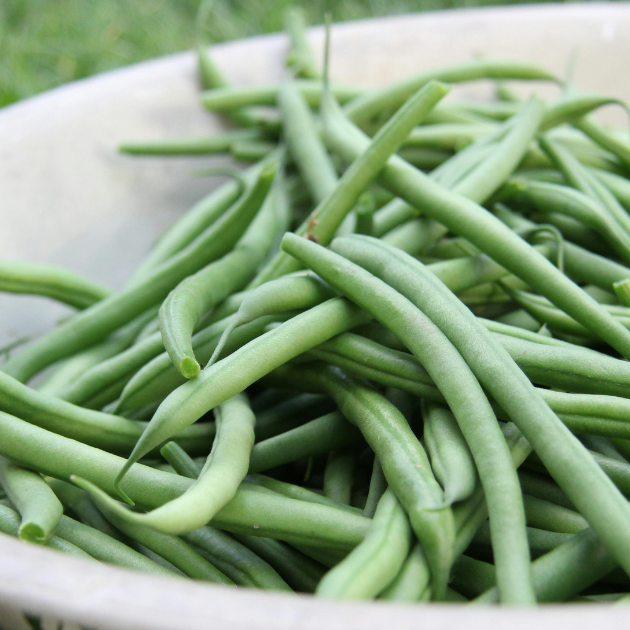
[323, 447, 356, 506]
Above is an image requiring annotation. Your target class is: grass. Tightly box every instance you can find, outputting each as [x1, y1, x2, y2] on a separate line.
[0, 0, 608, 107]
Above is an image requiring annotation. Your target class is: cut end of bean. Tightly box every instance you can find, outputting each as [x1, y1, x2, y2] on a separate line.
[180, 357, 201, 379]
[18, 522, 46, 543]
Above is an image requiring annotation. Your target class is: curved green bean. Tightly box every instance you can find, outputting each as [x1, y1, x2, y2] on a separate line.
[0, 456, 63, 542]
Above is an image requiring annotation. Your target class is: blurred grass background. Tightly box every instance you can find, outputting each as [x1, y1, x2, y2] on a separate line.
[0, 0, 607, 107]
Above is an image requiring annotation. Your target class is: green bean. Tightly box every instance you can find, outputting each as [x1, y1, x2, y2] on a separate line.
[254, 393, 334, 442]
[230, 139, 276, 162]
[472, 522, 572, 559]
[593, 168, 630, 211]
[323, 447, 356, 506]
[343, 59, 558, 126]
[447, 100, 544, 204]
[518, 470, 575, 511]
[248, 412, 361, 474]
[202, 81, 362, 112]
[48, 478, 127, 542]
[540, 135, 630, 234]
[86, 489, 234, 584]
[0, 369, 214, 456]
[160, 441, 201, 479]
[507, 178, 630, 264]
[4, 163, 277, 384]
[323, 98, 630, 359]
[184, 526, 292, 590]
[284, 7, 320, 80]
[577, 117, 630, 170]
[363, 457, 387, 519]
[283, 234, 534, 602]
[250, 80, 449, 286]
[0, 503, 93, 561]
[0, 456, 63, 542]
[339, 236, 630, 560]
[397, 147, 451, 170]
[540, 95, 628, 132]
[475, 527, 617, 603]
[381, 217, 447, 257]
[493, 204, 630, 289]
[505, 288, 630, 337]
[0, 410, 371, 548]
[208, 274, 335, 368]
[403, 122, 497, 151]
[372, 199, 419, 237]
[235, 534, 326, 592]
[316, 489, 412, 600]
[117, 313, 292, 414]
[379, 543, 431, 602]
[119, 129, 262, 156]
[58, 330, 165, 406]
[423, 403, 476, 504]
[116, 297, 370, 487]
[159, 160, 282, 378]
[269, 362, 455, 601]
[522, 494, 588, 534]
[279, 81, 337, 203]
[128, 161, 259, 284]
[0, 259, 111, 309]
[453, 422, 533, 559]
[36, 306, 158, 397]
[53, 513, 176, 576]
[98, 393, 255, 534]
[450, 556, 496, 599]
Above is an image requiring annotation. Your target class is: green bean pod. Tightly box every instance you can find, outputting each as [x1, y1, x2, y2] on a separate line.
[323, 93, 630, 360]
[248, 411, 361, 474]
[117, 313, 293, 414]
[234, 534, 326, 593]
[0, 259, 111, 309]
[422, 403, 477, 504]
[115, 297, 370, 489]
[334, 234, 630, 592]
[0, 456, 63, 542]
[119, 129, 262, 156]
[208, 274, 336, 368]
[250, 80, 449, 286]
[0, 503, 93, 561]
[284, 7, 320, 80]
[184, 526, 292, 591]
[343, 59, 558, 126]
[323, 447, 356, 506]
[87, 492, 234, 584]
[3, 161, 281, 383]
[279, 81, 337, 203]
[316, 489, 412, 599]
[282, 233, 531, 603]
[96, 393, 256, 534]
[379, 543, 431, 602]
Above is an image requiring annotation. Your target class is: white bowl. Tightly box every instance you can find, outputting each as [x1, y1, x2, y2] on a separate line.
[2, 3, 630, 627]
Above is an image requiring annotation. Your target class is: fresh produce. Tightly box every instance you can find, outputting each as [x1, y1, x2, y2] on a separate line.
[5, 6, 630, 607]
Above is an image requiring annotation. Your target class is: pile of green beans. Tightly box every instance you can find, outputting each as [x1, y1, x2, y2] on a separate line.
[6, 6, 630, 610]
